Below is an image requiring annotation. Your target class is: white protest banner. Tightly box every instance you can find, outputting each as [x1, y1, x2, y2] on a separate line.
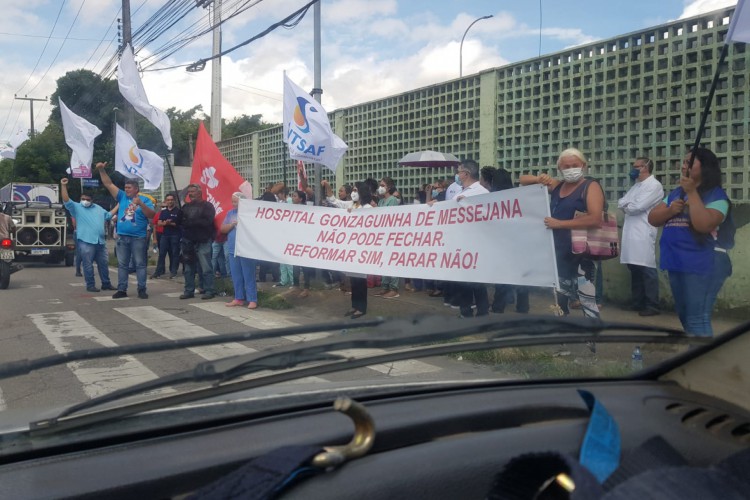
[114, 124, 165, 190]
[236, 185, 558, 287]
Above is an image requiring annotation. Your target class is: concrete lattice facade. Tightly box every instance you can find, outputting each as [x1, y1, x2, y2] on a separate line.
[219, 6, 746, 208]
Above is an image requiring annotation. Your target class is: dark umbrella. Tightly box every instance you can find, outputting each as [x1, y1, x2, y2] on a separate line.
[398, 150, 461, 168]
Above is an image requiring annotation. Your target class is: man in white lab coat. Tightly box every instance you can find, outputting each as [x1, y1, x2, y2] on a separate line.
[618, 157, 664, 316]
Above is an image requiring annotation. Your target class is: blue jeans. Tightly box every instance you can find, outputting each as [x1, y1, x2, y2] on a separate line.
[183, 240, 214, 295]
[116, 235, 147, 292]
[668, 270, 714, 336]
[228, 253, 257, 302]
[211, 241, 227, 277]
[157, 234, 181, 276]
[78, 240, 112, 289]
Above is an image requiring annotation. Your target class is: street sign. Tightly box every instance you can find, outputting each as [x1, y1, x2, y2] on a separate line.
[82, 179, 100, 188]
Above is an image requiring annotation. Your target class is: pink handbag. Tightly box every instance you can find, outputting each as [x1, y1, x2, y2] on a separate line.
[571, 210, 620, 260]
[570, 180, 620, 260]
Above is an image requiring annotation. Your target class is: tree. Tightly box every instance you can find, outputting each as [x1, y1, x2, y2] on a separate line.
[222, 113, 273, 140]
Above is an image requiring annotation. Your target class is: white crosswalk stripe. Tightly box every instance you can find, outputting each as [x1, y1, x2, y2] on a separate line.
[194, 302, 441, 377]
[0, 388, 6, 412]
[26, 311, 172, 399]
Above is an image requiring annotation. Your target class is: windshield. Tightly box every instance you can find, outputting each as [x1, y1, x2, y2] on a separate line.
[0, 0, 747, 452]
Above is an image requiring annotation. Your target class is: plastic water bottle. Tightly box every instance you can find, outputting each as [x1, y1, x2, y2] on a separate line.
[631, 346, 643, 371]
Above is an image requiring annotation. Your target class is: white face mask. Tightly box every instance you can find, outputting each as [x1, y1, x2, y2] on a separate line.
[561, 168, 584, 183]
[81, 200, 92, 208]
[377, 186, 386, 196]
[351, 192, 360, 202]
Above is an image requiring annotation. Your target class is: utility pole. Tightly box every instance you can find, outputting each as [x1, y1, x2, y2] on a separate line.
[14, 95, 46, 138]
[121, 0, 136, 135]
[311, 0, 322, 205]
[210, 0, 222, 141]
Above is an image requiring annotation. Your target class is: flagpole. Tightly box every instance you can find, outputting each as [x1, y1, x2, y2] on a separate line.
[690, 43, 730, 158]
[164, 153, 182, 209]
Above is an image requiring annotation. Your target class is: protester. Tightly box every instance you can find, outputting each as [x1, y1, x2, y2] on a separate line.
[450, 159, 490, 318]
[222, 192, 258, 309]
[346, 182, 373, 319]
[177, 184, 216, 300]
[96, 162, 156, 299]
[61, 178, 115, 293]
[154, 193, 181, 279]
[150, 202, 165, 278]
[648, 147, 730, 336]
[485, 167, 530, 314]
[290, 190, 314, 298]
[375, 177, 401, 298]
[520, 148, 604, 318]
[618, 157, 664, 316]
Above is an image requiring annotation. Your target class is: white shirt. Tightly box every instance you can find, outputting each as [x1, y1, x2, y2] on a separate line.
[617, 175, 664, 267]
[445, 181, 462, 201]
[456, 181, 490, 199]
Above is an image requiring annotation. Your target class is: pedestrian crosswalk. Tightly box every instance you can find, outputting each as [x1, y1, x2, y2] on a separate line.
[1, 299, 444, 413]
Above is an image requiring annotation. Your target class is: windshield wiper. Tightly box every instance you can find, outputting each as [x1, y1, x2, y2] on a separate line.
[30, 315, 704, 434]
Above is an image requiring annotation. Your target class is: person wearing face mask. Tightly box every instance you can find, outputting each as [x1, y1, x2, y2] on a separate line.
[617, 157, 664, 316]
[376, 177, 401, 298]
[520, 148, 605, 318]
[60, 177, 115, 293]
[648, 147, 730, 336]
[154, 193, 182, 279]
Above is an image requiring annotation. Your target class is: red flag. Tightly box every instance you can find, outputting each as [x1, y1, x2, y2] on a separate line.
[296, 160, 307, 191]
[190, 122, 253, 229]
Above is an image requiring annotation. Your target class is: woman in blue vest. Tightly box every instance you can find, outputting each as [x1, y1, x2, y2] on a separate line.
[648, 147, 729, 336]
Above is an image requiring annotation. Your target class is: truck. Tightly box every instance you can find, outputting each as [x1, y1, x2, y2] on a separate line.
[1, 183, 75, 266]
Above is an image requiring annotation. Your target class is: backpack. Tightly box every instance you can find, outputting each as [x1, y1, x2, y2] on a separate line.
[715, 202, 736, 250]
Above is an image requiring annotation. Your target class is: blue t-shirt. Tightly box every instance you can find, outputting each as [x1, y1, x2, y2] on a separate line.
[65, 200, 112, 245]
[660, 186, 728, 274]
[115, 190, 154, 237]
[223, 209, 239, 254]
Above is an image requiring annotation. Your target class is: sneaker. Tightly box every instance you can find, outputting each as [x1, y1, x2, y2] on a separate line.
[101, 284, 116, 291]
[112, 291, 128, 299]
[272, 283, 285, 288]
[150, 274, 161, 279]
[383, 290, 400, 299]
[169, 274, 177, 279]
[86, 287, 100, 293]
[201, 293, 216, 300]
[179, 293, 195, 299]
[138, 290, 149, 299]
[75, 272, 83, 277]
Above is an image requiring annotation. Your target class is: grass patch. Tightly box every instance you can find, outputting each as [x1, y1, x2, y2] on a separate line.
[454, 346, 631, 379]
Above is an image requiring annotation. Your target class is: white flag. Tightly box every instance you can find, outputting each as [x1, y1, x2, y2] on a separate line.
[0, 141, 15, 160]
[727, 0, 750, 43]
[59, 99, 102, 178]
[117, 44, 173, 150]
[115, 124, 164, 191]
[282, 73, 347, 172]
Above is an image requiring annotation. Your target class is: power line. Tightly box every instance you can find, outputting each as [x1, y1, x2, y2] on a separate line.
[0, 32, 110, 41]
[26, 0, 88, 95]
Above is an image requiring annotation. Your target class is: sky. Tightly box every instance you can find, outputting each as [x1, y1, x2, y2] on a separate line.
[0, 0, 739, 143]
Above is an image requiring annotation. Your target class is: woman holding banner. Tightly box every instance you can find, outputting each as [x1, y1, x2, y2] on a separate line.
[221, 192, 258, 310]
[345, 182, 374, 319]
[520, 148, 604, 318]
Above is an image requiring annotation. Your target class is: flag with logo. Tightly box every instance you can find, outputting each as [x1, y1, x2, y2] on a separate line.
[117, 44, 173, 150]
[59, 99, 101, 178]
[282, 73, 347, 172]
[190, 122, 253, 228]
[114, 124, 164, 190]
[727, 0, 750, 43]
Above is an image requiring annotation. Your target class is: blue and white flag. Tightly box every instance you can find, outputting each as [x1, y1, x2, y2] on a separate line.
[59, 99, 101, 178]
[115, 124, 164, 190]
[117, 44, 173, 150]
[727, 0, 750, 44]
[282, 73, 347, 172]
